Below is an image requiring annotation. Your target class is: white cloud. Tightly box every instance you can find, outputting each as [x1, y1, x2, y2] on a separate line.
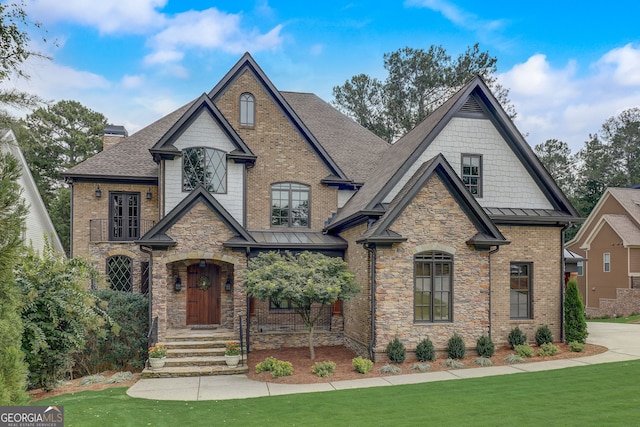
[121, 75, 145, 89]
[27, 0, 168, 34]
[597, 43, 640, 86]
[405, 0, 504, 32]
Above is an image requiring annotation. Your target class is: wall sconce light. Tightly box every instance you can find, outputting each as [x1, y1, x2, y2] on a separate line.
[199, 259, 206, 268]
[95, 185, 102, 198]
[174, 276, 182, 292]
[146, 187, 153, 200]
[225, 277, 232, 292]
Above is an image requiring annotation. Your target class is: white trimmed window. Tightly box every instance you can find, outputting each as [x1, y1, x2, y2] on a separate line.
[603, 253, 611, 272]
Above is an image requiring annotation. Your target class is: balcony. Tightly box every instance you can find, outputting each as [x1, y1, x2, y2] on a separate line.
[89, 219, 156, 242]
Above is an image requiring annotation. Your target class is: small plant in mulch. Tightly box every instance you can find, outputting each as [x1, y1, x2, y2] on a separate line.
[508, 327, 527, 349]
[416, 337, 436, 362]
[442, 358, 466, 369]
[504, 354, 525, 364]
[473, 357, 493, 367]
[476, 334, 495, 358]
[515, 344, 534, 358]
[386, 337, 406, 363]
[410, 363, 432, 372]
[535, 325, 554, 346]
[311, 361, 336, 378]
[256, 357, 293, 378]
[352, 356, 374, 374]
[568, 341, 585, 352]
[537, 343, 559, 357]
[378, 364, 402, 375]
[447, 333, 466, 359]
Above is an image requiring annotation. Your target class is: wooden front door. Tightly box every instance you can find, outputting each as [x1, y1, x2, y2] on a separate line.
[186, 263, 220, 325]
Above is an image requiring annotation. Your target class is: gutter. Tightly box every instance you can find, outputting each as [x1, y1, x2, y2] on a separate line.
[560, 223, 570, 342]
[140, 245, 154, 340]
[488, 245, 501, 341]
[364, 243, 377, 360]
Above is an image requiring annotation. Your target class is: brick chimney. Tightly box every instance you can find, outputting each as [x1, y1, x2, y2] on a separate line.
[103, 124, 128, 151]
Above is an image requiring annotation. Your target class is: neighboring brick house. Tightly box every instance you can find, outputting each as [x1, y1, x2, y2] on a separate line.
[566, 187, 640, 317]
[64, 53, 579, 361]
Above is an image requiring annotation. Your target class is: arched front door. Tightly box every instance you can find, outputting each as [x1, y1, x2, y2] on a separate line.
[186, 263, 220, 325]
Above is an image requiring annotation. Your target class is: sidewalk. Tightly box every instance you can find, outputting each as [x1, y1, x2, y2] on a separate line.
[127, 322, 640, 401]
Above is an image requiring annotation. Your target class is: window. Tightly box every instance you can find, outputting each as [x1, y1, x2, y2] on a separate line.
[577, 261, 583, 276]
[414, 252, 453, 322]
[240, 93, 255, 126]
[603, 253, 610, 272]
[107, 255, 132, 292]
[110, 192, 140, 241]
[461, 154, 482, 197]
[510, 263, 532, 319]
[269, 298, 307, 310]
[183, 147, 227, 193]
[271, 183, 310, 227]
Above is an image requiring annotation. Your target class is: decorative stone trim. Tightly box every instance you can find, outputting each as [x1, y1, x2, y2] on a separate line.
[413, 242, 456, 255]
[106, 248, 138, 259]
[166, 251, 236, 264]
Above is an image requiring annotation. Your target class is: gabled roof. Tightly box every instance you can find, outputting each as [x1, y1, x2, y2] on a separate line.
[327, 75, 580, 232]
[357, 154, 508, 249]
[137, 185, 254, 248]
[149, 93, 255, 163]
[208, 52, 363, 186]
[582, 214, 640, 249]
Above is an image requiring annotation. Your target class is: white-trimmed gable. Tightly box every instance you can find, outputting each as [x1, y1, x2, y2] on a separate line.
[383, 117, 553, 209]
[164, 110, 244, 222]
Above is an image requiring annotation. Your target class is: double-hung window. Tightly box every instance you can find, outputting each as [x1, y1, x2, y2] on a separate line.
[182, 147, 227, 193]
[510, 262, 532, 319]
[110, 192, 140, 241]
[271, 183, 310, 227]
[461, 154, 482, 197]
[414, 252, 453, 322]
[603, 253, 611, 272]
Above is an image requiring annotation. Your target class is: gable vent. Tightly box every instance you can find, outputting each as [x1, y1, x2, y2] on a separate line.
[460, 94, 485, 114]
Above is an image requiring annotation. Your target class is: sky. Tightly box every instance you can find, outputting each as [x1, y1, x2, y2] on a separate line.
[4, 0, 640, 153]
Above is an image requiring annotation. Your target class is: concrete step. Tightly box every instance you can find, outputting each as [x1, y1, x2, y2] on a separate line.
[163, 340, 228, 350]
[165, 355, 245, 367]
[167, 348, 225, 358]
[141, 364, 248, 378]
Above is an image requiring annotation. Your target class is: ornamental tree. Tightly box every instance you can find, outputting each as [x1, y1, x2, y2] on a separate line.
[242, 251, 360, 359]
[564, 278, 588, 344]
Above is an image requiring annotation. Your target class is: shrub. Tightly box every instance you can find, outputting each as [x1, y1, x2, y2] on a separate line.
[255, 357, 278, 374]
[74, 289, 149, 376]
[504, 354, 524, 364]
[538, 343, 559, 357]
[311, 361, 336, 378]
[386, 337, 406, 363]
[442, 358, 465, 369]
[410, 363, 431, 372]
[378, 364, 402, 374]
[256, 357, 293, 378]
[447, 333, 466, 359]
[352, 356, 373, 374]
[565, 279, 588, 343]
[416, 337, 436, 362]
[568, 341, 586, 353]
[508, 327, 527, 349]
[476, 334, 495, 358]
[474, 357, 493, 367]
[515, 344, 534, 358]
[535, 325, 554, 346]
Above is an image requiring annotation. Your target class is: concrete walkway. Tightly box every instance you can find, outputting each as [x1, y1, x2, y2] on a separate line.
[127, 322, 640, 401]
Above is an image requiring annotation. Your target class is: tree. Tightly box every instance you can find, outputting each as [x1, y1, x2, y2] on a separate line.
[242, 251, 360, 359]
[0, 150, 29, 404]
[564, 278, 587, 344]
[333, 44, 514, 142]
[603, 107, 640, 186]
[534, 139, 575, 197]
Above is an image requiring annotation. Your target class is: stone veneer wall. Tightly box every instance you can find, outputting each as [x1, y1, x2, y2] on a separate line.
[586, 288, 640, 318]
[490, 225, 562, 345]
[214, 70, 339, 231]
[372, 177, 490, 361]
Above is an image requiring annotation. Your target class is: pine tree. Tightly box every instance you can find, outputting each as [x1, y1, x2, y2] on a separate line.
[564, 279, 588, 343]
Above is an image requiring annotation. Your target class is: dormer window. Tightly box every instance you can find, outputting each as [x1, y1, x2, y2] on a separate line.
[240, 93, 255, 126]
[183, 147, 227, 193]
[461, 153, 482, 197]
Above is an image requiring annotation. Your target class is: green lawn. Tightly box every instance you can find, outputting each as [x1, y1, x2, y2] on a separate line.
[32, 360, 640, 427]
[588, 314, 640, 323]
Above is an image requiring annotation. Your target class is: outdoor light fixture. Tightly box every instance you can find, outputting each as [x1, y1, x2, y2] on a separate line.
[174, 276, 182, 292]
[146, 187, 153, 200]
[225, 277, 232, 292]
[199, 259, 206, 268]
[95, 185, 102, 198]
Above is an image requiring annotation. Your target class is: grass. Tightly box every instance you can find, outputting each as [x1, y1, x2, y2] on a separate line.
[588, 315, 640, 324]
[31, 360, 640, 426]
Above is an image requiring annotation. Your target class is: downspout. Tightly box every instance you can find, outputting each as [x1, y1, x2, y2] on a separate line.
[487, 245, 501, 341]
[140, 245, 154, 341]
[364, 242, 376, 360]
[560, 223, 570, 343]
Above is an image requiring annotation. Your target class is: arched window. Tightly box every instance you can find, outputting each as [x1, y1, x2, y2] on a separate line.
[107, 255, 133, 292]
[414, 251, 453, 322]
[182, 147, 227, 193]
[239, 93, 255, 126]
[271, 182, 310, 227]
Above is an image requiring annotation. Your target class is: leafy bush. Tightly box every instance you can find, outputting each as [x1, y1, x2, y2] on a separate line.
[416, 337, 436, 362]
[535, 325, 554, 346]
[442, 358, 465, 369]
[311, 361, 336, 377]
[386, 337, 406, 363]
[565, 279, 588, 343]
[515, 344, 534, 358]
[255, 357, 293, 378]
[256, 357, 278, 373]
[508, 327, 527, 349]
[447, 333, 466, 359]
[538, 343, 559, 357]
[410, 363, 431, 372]
[504, 354, 524, 364]
[476, 334, 495, 358]
[352, 356, 374, 374]
[378, 364, 402, 374]
[474, 357, 493, 367]
[74, 289, 148, 375]
[568, 341, 585, 352]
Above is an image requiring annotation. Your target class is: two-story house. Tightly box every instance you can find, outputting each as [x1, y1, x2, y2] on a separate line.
[64, 53, 579, 363]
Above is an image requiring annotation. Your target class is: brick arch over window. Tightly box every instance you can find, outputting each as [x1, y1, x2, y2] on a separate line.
[239, 92, 255, 126]
[414, 251, 453, 323]
[107, 255, 133, 292]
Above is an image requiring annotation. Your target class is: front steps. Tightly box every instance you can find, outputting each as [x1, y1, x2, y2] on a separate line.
[142, 328, 248, 378]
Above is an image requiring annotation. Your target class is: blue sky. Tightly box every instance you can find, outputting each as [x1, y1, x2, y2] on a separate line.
[4, 0, 640, 153]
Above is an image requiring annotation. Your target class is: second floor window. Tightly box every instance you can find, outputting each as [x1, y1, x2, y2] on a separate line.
[183, 147, 227, 193]
[462, 154, 482, 197]
[603, 253, 610, 272]
[271, 182, 310, 227]
[240, 93, 255, 126]
[110, 192, 140, 241]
